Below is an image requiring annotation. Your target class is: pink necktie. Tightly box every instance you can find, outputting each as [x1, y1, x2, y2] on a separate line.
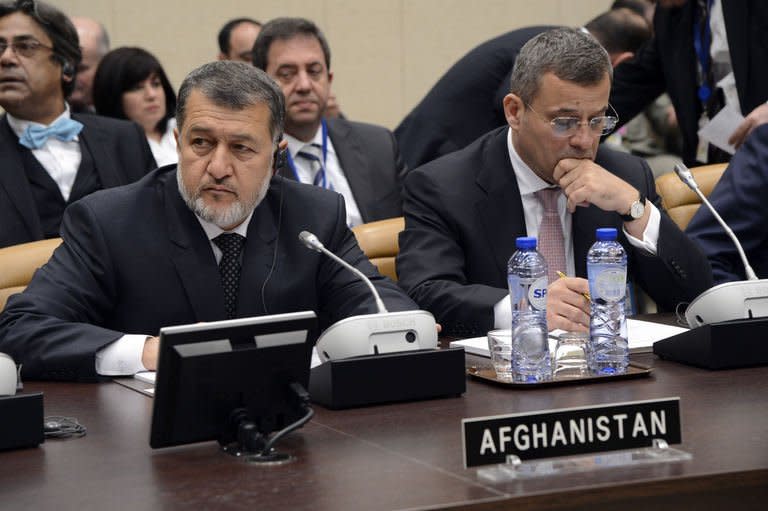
[535, 188, 566, 284]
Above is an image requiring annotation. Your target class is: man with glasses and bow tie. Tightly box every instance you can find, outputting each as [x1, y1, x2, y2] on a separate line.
[252, 17, 406, 227]
[397, 28, 712, 337]
[0, 0, 155, 249]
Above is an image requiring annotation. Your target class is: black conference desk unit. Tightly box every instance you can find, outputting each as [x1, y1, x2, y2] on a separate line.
[1, 348, 767, 509]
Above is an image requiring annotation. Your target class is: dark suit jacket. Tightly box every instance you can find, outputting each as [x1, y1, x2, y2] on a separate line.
[396, 127, 713, 336]
[0, 167, 417, 381]
[0, 113, 156, 248]
[610, 1, 768, 166]
[279, 118, 407, 223]
[686, 124, 768, 283]
[394, 26, 553, 169]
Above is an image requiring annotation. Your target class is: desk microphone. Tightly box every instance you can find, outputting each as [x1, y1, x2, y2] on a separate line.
[299, 231, 389, 313]
[298, 231, 437, 361]
[673, 163, 768, 327]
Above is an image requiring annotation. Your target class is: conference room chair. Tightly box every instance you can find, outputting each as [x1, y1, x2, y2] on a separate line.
[0, 238, 62, 310]
[351, 216, 405, 281]
[655, 162, 728, 230]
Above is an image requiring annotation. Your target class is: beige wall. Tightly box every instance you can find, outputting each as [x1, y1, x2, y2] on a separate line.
[54, 0, 610, 130]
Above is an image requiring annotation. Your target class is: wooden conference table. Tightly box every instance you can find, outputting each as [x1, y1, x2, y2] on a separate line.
[1, 351, 767, 510]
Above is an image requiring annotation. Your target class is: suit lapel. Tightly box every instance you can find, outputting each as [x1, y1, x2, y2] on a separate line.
[163, 173, 227, 321]
[572, 206, 607, 278]
[0, 116, 44, 239]
[237, 181, 280, 316]
[474, 129, 526, 277]
[327, 119, 375, 221]
[74, 115, 126, 188]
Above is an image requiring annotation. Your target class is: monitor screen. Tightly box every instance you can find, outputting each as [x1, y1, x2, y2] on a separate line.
[149, 311, 317, 450]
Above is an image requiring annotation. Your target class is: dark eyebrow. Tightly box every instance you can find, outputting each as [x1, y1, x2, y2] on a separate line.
[11, 35, 41, 42]
[550, 106, 610, 118]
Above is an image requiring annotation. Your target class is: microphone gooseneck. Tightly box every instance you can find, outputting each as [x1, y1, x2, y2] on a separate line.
[673, 164, 758, 280]
[298, 231, 389, 313]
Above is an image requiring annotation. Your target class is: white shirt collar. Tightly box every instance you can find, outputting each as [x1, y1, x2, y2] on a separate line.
[195, 209, 254, 241]
[506, 127, 552, 196]
[284, 122, 335, 157]
[6, 103, 78, 141]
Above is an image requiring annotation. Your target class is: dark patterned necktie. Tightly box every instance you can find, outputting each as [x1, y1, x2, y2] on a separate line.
[213, 233, 245, 319]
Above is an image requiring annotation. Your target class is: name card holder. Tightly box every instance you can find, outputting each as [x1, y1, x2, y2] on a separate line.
[476, 438, 691, 481]
[462, 398, 691, 479]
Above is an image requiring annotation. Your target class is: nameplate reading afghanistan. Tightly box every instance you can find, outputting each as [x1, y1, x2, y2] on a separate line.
[462, 398, 681, 468]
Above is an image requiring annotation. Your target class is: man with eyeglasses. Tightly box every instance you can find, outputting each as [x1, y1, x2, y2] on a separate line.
[0, 0, 155, 249]
[397, 28, 712, 336]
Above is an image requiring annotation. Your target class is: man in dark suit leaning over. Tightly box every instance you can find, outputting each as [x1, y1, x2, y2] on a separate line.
[252, 17, 406, 227]
[0, 0, 155, 249]
[0, 61, 417, 381]
[394, 8, 651, 169]
[397, 28, 712, 337]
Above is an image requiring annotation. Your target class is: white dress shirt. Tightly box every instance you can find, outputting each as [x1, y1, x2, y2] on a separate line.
[493, 128, 661, 329]
[7, 105, 82, 202]
[94, 210, 253, 376]
[147, 118, 178, 168]
[708, 0, 739, 112]
[285, 125, 364, 227]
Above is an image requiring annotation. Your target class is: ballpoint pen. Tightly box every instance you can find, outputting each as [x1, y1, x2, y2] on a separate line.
[556, 270, 591, 301]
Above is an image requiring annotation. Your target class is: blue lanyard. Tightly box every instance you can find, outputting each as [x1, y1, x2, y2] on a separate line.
[693, 0, 714, 104]
[285, 119, 330, 187]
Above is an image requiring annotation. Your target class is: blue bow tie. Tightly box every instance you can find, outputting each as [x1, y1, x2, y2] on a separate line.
[18, 117, 84, 149]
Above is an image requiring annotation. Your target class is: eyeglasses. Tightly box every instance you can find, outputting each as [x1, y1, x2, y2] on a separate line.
[0, 38, 55, 58]
[525, 103, 619, 137]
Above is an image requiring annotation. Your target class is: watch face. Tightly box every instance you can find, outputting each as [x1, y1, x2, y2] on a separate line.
[630, 200, 645, 219]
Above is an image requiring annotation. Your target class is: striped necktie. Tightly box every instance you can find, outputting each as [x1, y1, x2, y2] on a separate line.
[297, 144, 331, 189]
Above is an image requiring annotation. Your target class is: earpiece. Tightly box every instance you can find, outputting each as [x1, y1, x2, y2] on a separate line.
[61, 60, 75, 79]
[273, 148, 287, 173]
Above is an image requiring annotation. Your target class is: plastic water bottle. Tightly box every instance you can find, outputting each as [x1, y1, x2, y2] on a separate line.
[587, 228, 629, 375]
[508, 237, 551, 383]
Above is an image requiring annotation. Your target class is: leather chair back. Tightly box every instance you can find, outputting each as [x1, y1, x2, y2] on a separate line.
[0, 238, 62, 310]
[351, 217, 405, 281]
[655, 163, 728, 230]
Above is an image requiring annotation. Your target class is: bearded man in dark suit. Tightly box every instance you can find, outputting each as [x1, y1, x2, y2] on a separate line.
[0, 61, 416, 381]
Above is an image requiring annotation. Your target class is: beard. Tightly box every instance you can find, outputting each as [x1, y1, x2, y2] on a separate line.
[177, 165, 272, 229]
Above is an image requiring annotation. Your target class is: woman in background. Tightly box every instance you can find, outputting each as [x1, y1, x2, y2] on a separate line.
[93, 47, 177, 166]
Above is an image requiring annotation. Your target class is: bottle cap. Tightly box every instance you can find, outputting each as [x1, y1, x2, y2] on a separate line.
[515, 236, 537, 250]
[595, 227, 618, 241]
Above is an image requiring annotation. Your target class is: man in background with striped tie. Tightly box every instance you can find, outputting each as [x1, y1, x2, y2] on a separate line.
[253, 17, 407, 227]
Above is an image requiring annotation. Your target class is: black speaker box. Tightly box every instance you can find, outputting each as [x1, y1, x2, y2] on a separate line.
[310, 348, 466, 409]
[0, 392, 44, 451]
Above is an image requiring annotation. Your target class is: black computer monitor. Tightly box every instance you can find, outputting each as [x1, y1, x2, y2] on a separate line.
[149, 311, 318, 461]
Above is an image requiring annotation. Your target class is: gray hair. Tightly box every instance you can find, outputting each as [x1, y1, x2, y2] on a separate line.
[176, 61, 285, 145]
[510, 28, 612, 104]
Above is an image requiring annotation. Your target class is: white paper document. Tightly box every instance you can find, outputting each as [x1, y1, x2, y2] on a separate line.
[449, 319, 688, 357]
[134, 371, 156, 384]
[697, 105, 744, 155]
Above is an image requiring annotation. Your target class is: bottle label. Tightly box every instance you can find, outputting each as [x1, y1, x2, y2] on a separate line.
[527, 276, 548, 310]
[594, 269, 627, 302]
